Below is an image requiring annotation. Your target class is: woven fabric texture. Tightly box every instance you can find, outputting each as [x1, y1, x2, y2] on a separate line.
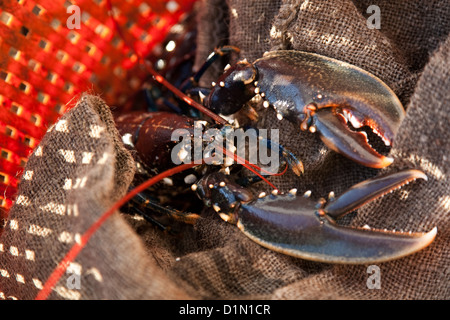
[0, 0, 449, 299]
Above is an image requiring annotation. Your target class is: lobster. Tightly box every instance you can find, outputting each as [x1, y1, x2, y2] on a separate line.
[110, 45, 436, 264]
[34, 4, 437, 300]
[194, 170, 436, 264]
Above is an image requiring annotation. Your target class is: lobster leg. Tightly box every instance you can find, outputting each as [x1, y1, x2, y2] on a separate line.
[122, 190, 200, 233]
[257, 133, 304, 176]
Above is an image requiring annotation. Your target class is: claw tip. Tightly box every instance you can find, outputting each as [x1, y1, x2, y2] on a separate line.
[419, 171, 428, 181]
[378, 156, 394, 168]
[415, 226, 438, 251]
[407, 169, 428, 182]
[292, 162, 304, 176]
[427, 226, 438, 239]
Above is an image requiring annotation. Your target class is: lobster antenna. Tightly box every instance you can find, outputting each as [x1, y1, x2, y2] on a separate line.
[105, 0, 228, 126]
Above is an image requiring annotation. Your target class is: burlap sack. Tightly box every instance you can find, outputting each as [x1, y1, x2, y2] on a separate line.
[0, 0, 448, 299]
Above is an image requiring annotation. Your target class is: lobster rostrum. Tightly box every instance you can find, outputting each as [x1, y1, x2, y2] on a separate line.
[194, 169, 436, 264]
[205, 50, 405, 169]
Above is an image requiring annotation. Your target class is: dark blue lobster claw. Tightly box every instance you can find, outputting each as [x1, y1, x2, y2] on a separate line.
[206, 50, 405, 169]
[195, 170, 436, 264]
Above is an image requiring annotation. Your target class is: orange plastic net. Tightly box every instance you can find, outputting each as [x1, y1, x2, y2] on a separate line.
[0, 0, 197, 221]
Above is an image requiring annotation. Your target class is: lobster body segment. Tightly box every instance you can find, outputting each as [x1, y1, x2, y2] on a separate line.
[114, 111, 195, 171]
[206, 50, 406, 168]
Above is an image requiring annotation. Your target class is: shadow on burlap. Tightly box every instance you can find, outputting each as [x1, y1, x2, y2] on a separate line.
[0, 0, 448, 299]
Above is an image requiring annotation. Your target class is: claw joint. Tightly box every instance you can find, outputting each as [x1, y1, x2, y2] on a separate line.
[300, 103, 317, 131]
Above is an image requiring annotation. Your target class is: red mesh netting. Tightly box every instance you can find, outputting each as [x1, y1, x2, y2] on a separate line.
[0, 0, 196, 221]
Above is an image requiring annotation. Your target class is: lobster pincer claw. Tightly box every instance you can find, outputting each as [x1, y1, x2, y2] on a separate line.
[207, 50, 407, 169]
[253, 51, 406, 169]
[200, 169, 436, 264]
[312, 108, 395, 168]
